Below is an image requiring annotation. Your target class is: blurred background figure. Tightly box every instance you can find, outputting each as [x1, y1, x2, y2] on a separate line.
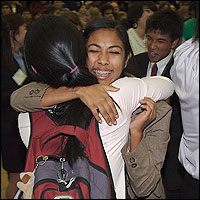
[86, 6, 102, 27]
[61, 10, 83, 31]
[183, 1, 197, 41]
[42, 4, 61, 16]
[21, 8, 33, 29]
[1, 13, 32, 199]
[1, 1, 12, 16]
[99, 3, 115, 20]
[9, 1, 25, 15]
[126, 1, 157, 55]
[52, 0, 65, 10]
[30, 1, 49, 16]
[32, 8, 43, 20]
[78, 5, 89, 30]
[110, 2, 120, 19]
[117, 10, 127, 22]
[177, 5, 191, 22]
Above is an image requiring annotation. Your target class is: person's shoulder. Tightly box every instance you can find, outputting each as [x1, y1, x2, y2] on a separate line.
[175, 38, 199, 59]
[112, 76, 140, 86]
[111, 77, 146, 91]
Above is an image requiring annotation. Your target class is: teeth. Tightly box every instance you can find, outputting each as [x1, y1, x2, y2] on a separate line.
[94, 70, 111, 77]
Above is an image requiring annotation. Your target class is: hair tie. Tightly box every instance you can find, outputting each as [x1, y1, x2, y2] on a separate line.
[70, 66, 78, 74]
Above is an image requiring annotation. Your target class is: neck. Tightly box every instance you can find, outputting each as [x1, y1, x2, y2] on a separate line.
[135, 25, 145, 40]
[12, 47, 20, 54]
[11, 40, 20, 54]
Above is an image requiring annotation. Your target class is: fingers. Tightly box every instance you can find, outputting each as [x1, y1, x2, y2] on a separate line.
[139, 97, 156, 120]
[98, 103, 118, 126]
[92, 103, 118, 126]
[90, 107, 102, 124]
[102, 85, 120, 92]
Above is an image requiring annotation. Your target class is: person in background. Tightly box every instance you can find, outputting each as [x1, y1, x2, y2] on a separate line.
[99, 3, 115, 20]
[10, 1, 25, 15]
[61, 10, 84, 32]
[86, 6, 102, 27]
[52, 0, 65, 10]
[126, 1, 157, 56]
[78, 5, 89, 30]
[42, 4, 61, 16]
[177, 5, 190, 23]
[11, 18, 174, 199]
[117, 10, 127, 22]
[110, 2, 120, 19]
[32, 8, 43, 20]
[125, 9, 185, 199]
[1, 1, 12, 15]
[170, 2, 199, 198]
[30, 1, 49, 16]
[1, 13, 32, 199]
[21, 8, 33, 29]
[183, 1, 197, 41]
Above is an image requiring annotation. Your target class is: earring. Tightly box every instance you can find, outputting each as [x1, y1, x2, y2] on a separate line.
[133, 23, 138, 29]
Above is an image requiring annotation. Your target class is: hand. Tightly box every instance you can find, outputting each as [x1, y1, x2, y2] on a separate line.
[129, 97, 156, 151]
[17, 172, 34, 199]
[77, 84, 119, 125]
[130, 97, 156, 132]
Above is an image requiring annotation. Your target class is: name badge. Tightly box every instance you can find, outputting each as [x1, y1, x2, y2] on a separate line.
[12, 69, 27, 86]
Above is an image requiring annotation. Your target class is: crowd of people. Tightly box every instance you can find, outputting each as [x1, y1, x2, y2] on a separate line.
[1, 1, 199, 199]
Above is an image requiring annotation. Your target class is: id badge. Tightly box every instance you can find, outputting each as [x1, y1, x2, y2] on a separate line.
[12, 69, 27, 86]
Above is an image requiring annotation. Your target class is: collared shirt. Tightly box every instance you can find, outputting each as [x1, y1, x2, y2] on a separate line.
[170, 38, 199, 180]
[127, 28, 147, 56]
[146, 50, 174, 77]
[12, 50, 27, 74]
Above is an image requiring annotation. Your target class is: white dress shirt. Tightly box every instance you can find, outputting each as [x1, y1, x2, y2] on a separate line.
[18, 76, 174, 198]
[170, 38, 199, 180]
[146, 50, 174, 77]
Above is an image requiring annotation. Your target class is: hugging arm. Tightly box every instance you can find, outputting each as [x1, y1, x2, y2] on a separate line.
[122, 100, 172, 198]
[10, 82, 119, 125]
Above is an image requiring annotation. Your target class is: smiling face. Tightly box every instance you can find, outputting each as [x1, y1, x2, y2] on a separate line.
[146, 30, 179, 62]
[86, 29, 129, 85]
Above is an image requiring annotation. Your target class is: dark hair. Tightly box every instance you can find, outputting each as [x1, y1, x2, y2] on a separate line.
[83, 18, 132, 65]
[61, 10, 83, 30]
[146, 9, 183, 42]
[42, 4, 58, 15]
[24, 16, 98, 129]
[1, 14, 25, 71]
[24, 16, 100, 167]
[99, 3, 114, 16]
[127, 1, 157, 28]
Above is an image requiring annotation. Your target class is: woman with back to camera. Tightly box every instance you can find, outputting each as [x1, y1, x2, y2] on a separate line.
[12, 17, 174, 198]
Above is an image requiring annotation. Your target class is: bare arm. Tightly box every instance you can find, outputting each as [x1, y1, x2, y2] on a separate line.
[10, 82, 120, 125]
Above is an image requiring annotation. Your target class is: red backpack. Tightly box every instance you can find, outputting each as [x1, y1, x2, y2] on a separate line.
[17, 111, 116, 199]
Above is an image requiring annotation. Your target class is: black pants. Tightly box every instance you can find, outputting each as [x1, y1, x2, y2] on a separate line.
[164, 163, 199, 199]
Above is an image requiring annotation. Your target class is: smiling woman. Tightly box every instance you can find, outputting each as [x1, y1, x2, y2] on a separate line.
[86, 29, 129, 85]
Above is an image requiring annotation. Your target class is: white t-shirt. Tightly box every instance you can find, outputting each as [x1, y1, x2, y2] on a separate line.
[170, 38, 199, 180]
[18, 76, 174, 199]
